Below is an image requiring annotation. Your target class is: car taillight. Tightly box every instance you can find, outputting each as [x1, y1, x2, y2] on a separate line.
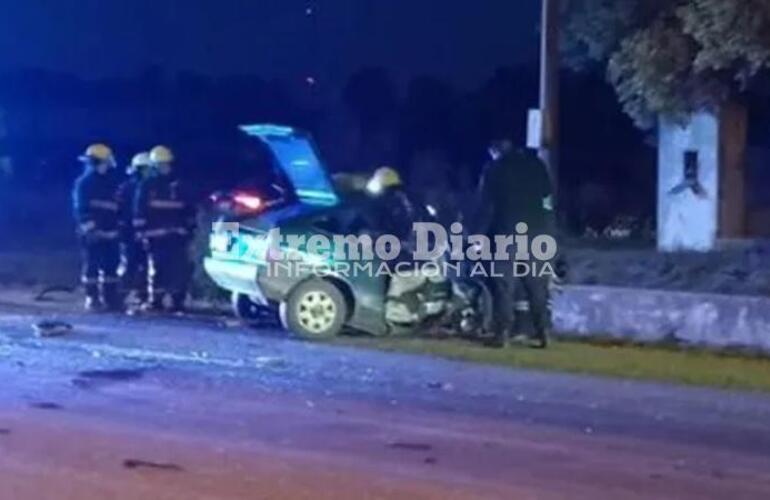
[233, 192, 263, 211]
[209, 191, 265, 216]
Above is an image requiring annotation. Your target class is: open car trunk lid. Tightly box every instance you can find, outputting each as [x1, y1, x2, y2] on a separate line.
[240, 124, 339, 207]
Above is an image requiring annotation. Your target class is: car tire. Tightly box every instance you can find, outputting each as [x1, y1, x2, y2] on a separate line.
[280, 280, 348, 339]
[232, 292, 271, 324]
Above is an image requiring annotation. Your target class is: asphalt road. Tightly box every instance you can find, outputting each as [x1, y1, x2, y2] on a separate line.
[1, 292, 770, 499]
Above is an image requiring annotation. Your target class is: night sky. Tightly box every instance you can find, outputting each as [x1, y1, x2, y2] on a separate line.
[0, 0, 540, 88]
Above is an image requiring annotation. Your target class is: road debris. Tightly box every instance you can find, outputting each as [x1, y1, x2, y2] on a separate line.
[388, 442, 433, 452]
[123, 459, 183, 472]
[426, 381, 454, 391]
[71, 378, 92, 390]
[73, 368, 147, 388]
[220, 319, 242, 329]
[358, 368, 376, 383]
[33, 320, 73, 338]
[77, 368, 146, 382]
[34, 285, 76, 302]
[710, 468, 727, 479]
[30, 402, 63, 411]
[254, 356, 288, 369]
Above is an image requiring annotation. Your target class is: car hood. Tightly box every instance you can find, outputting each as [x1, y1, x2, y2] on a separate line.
[240, 124, 339, 207]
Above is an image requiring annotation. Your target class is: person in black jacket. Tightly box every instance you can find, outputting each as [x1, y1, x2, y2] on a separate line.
[72, 143, 122, 311]
[475, 138, 556, 349]
[117, 152, 153, 307]
[134, 146, 196, 312]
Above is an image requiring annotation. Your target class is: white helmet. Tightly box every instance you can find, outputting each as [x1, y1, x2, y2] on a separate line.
[127, 152, 151, 175]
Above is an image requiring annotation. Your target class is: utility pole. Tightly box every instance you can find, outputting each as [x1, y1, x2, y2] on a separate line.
[539, 0, 561, 203]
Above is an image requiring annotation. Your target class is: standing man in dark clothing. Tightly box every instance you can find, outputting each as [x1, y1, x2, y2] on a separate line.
[134, 146, 196, 312]
[118, 152, 153, 307]
[476, 139, 555, 348]
[72, 143, 122, 311]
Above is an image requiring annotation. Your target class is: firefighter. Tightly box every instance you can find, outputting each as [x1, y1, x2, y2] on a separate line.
[365, 167, 424, 247]
[134, 146, 196, 312]
[476, 138, 555, 349]
[72, 143, 122, 311]
[118, 152, 153, 306]
[365, 167, 435, 326]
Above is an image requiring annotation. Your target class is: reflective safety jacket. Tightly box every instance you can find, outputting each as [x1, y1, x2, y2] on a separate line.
[72, 169, 122, 240]
[133, 174, 196, 240]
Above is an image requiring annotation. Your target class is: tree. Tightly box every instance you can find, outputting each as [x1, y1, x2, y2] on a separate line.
[342, 68, 399, 168]
[400, 76, 456, 156]
[564, 0, 770, 128]
[342, 67, 398, 137]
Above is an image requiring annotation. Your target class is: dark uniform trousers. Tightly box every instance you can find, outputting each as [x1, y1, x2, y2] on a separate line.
[81, 236, 121, 304]
[147, 233, 192, 308]
[490, 265, 551, 340]
[118, 177, 149, 302]
[122, 239, 149, 302]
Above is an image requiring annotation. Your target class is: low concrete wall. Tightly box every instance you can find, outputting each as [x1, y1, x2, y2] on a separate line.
[554, 285, 770, 353]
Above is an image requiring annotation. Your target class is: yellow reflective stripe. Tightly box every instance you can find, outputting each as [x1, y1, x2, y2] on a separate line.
[90, 200, 119, 211]
[144, 229, 170, 238]
[84, 230, 120, 240]
[145, 227, 189, 238]
[149, 200, 185, 209]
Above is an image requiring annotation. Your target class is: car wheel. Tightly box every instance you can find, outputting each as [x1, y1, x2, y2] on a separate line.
[280, 280, 348, 339]
[232, 292, 270, 323]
